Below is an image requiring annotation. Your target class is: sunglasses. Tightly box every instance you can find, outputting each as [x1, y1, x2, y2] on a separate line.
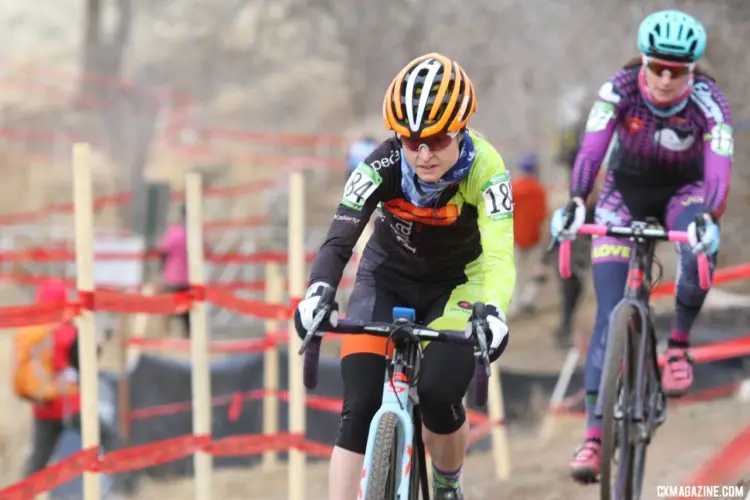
[645, 58, 693, 78]
[399, 131, 460, 152]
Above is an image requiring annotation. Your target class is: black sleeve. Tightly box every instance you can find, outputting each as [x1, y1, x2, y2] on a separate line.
[308, 203, 378, 288]
[308, 140, 399, 288]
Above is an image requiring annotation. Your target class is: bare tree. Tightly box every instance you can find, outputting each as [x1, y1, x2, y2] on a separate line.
[81, 0, 133, 97]
[298, 0, 435, 118]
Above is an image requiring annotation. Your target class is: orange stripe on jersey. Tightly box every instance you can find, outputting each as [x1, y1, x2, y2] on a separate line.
[382, 198, 459, 226]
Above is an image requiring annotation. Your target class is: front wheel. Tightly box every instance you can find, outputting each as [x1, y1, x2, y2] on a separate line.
[600, 305, 640, 500]
[366, 412, 401, 500]
[629, 320, 662, 500]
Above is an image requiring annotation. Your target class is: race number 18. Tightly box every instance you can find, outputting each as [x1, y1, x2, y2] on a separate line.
[482, 174, 514, 220]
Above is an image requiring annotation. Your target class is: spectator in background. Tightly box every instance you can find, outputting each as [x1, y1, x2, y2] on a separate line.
[17, 280, 128, 491]
[547, 116, 600, 349]
[18, 280, 82, 476]
[509, 152, 549, 317]
[157, 204, 191, 337]
[346, 135, 378, 180]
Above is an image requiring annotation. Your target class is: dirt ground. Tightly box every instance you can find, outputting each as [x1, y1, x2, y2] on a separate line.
[131, 399, 750, 500]
[130, 287, 750, 499]
[2, 270, 750, 498]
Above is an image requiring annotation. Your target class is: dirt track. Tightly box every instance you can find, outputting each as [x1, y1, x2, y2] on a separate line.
[132, 302, 750, 500]
[132, 399, 750, 500]
[2, 280, 749, 498]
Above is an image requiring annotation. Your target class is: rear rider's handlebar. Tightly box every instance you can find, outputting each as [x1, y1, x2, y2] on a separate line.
[556, 223, 712, 290]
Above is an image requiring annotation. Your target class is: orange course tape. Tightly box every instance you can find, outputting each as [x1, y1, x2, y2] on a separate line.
[677, 422, 750, 499]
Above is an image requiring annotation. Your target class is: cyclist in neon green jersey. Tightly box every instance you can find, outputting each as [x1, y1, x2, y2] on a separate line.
[294, 53, 516, 500]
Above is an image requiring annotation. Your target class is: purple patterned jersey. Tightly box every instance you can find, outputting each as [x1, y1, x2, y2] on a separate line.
[570, 66, 733, 214]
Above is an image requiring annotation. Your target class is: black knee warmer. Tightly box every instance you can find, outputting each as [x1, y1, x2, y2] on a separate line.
[335, 354, 386, 454]
[420, 398, 467, 435]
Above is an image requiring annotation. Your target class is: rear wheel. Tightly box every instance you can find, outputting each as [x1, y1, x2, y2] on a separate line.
[366, 412, 401, 500]
[600, 306, 640, 500]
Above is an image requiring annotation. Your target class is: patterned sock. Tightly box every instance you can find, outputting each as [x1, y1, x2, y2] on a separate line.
[433, 463, 462, 490]
[668, 330, 690, 349]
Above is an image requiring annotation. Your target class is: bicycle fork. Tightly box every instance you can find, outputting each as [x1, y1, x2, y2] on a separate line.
[597, 300, 664, 449]
[358, 372, 417, 499]
[632, 307, 668, 444]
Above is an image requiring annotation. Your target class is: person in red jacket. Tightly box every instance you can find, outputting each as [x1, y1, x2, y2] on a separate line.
[509, 153, 549, 317]
[21, 280, 128, 494]
[22, 280, 82, 475]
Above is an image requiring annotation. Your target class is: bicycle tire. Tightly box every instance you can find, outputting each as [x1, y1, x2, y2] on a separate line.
[366, 412, 401, 500]
[600, 305, 639, 500]
[630, 319, 663, 500]
[629, 384, 652, 500]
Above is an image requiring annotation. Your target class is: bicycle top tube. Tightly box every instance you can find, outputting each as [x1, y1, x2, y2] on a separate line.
[329, 318, 475, 347]
[575, 222, 690, 244]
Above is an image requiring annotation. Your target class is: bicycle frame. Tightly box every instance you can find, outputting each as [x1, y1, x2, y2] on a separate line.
[593, 225, 661, 426]
[301, 298, 489, 499]
[358, 308, 424, 499]
[557, 220, 712, 496]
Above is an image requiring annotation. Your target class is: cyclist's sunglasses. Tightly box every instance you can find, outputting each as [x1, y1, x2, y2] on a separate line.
[399, 131, 460, 152]
[644, 57, 693, 78]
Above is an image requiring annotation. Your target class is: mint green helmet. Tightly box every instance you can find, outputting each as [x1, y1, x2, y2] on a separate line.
[638, 10, 707, 63]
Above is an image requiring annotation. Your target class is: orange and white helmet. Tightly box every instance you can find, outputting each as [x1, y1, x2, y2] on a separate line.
[383, 53, 476, 139]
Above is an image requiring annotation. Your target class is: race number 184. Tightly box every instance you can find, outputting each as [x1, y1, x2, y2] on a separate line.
[656, 484, 747, 498]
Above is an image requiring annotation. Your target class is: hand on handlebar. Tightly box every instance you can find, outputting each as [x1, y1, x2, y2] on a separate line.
[294, 282, 340, 341]
[550, 198, 587, 242]
[468, 303, 509, 363]
[687, 211, 720, 256]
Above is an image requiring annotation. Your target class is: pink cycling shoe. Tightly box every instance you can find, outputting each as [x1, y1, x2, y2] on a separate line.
[570, 440, 600, 483]
[661, 347, 694, 398]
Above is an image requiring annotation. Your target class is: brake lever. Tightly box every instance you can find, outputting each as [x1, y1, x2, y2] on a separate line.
[473, 318, 492, 377]
[298, 304, 330, 355]
[545, 236, 559, 253]
[692, 214, 709, 255]
[546, 204, 578, 253]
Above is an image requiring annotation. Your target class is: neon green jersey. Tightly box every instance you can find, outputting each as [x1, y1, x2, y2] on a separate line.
[458, 130, 516, 312]
[309, 129, 516, 315]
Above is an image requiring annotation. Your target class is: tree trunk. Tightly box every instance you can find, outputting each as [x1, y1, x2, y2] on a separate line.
[80, 0, 132, 99]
